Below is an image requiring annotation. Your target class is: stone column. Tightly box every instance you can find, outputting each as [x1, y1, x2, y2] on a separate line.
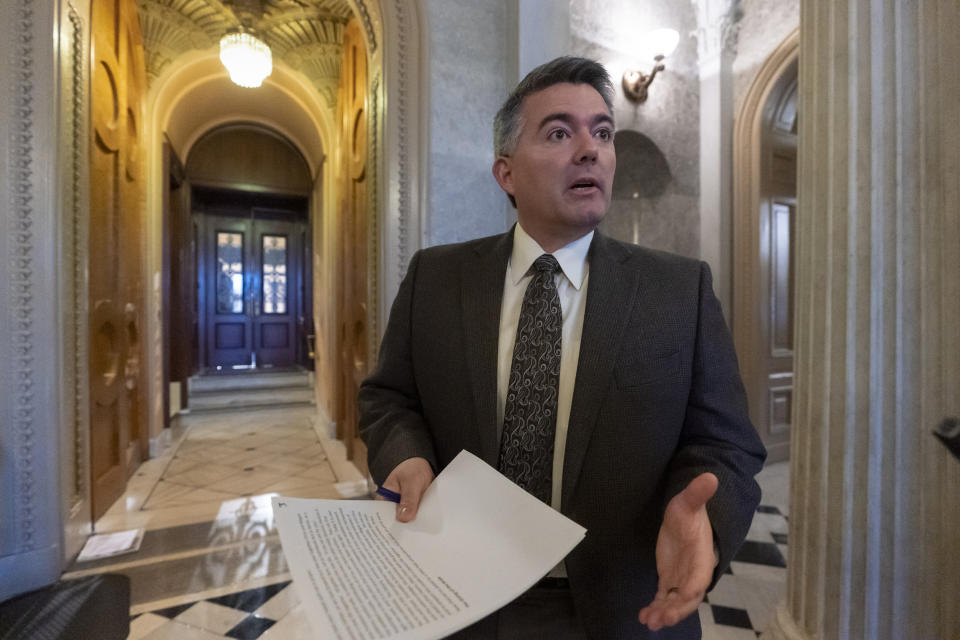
[692, 0, 741, 318]
[0, 0, 91, 599]
[764, 1, 960, 638]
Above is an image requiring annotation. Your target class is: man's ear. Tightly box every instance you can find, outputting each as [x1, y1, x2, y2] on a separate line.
[492, 156, 514, 197]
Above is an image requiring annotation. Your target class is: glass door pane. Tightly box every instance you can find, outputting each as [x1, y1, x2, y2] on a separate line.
[262, 234, 287, 314]
[216, 231, 244, 314]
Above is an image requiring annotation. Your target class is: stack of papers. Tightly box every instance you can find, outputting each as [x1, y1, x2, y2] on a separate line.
[273, 450, 586, 639]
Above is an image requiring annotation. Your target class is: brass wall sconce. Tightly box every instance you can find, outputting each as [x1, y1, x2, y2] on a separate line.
[622, 29, 680, 103]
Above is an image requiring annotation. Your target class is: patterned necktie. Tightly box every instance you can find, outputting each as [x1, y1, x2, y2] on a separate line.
[498, 254, 562, 503]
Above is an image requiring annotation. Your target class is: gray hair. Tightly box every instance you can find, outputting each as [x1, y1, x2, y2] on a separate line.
[493, 56, 615, 158]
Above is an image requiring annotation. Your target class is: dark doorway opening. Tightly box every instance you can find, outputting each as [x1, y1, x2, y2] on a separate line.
[192, 187, 313, 374]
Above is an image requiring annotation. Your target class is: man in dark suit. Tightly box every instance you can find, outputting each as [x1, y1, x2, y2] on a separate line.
[359, 57, 766, 639]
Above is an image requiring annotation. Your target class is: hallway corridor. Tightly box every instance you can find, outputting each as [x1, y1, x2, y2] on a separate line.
[61, 404, 366, 639]
[56, 403, 790, 639]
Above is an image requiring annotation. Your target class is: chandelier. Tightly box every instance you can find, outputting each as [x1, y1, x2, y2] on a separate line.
[219, 30, 272, 88]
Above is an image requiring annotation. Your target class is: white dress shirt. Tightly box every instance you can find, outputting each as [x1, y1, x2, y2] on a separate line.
[497, 223, 593, 512]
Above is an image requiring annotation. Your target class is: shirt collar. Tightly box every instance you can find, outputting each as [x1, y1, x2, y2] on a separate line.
[509, 223, 593, 290]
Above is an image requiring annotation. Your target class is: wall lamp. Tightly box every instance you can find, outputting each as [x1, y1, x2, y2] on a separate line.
[622, 28, 680, 103]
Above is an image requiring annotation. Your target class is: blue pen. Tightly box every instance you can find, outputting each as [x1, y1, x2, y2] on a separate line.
[375, 486, 402, 503]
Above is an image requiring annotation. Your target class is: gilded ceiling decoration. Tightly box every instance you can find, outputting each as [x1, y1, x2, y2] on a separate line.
[136, 0, 353, 106]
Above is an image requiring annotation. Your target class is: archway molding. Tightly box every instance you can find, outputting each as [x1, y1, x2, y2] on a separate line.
[148, 51, 331, 176]
[731, 27, 799, 460]
[180, 115, 316, 172]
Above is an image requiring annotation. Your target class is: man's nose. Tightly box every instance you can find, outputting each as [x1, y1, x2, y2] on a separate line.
[574, 132, 598, 163]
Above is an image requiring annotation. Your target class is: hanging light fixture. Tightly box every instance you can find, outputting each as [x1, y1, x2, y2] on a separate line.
[219, 29, 272, 88]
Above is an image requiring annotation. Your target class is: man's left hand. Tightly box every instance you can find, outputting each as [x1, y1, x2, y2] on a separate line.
[638, 472, 719, 631]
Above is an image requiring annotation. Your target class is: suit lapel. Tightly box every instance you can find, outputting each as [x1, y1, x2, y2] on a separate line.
[461, 231, 513, 467]
[562, 233, 639, 512]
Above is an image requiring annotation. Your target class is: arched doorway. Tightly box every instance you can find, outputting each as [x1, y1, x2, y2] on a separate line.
[144, 0, 426, 474]
[732, 30, 799, 463]
[181, 124, 314, 374]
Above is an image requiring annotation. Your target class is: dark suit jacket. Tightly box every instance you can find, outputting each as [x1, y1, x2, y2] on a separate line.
[359, 230, 766, 639]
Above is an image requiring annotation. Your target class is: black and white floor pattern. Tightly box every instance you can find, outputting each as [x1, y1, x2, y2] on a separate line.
[128, 504, 789, 639]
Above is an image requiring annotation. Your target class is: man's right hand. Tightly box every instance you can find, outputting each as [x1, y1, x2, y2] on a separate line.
[378, 457, 435, 522]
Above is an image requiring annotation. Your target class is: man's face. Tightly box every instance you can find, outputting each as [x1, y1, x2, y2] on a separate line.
[493, 82, 616, 250]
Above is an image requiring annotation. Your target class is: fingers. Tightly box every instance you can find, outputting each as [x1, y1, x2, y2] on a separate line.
[638, 583, 705, 631]
[381, 457, 435, 523]
[676, 472, 719, 512]
[639, 472, 719, 631]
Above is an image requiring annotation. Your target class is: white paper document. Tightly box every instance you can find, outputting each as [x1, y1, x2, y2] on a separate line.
[76, 528, 144, 562]
[272, 450, 586, 640]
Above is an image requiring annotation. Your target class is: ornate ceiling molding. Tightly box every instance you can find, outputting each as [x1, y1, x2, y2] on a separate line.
[136, 0, 351, 106]
[136, 0, 231, 83]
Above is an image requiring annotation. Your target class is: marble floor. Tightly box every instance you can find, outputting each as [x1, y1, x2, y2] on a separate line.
[62, 404, 790, 639]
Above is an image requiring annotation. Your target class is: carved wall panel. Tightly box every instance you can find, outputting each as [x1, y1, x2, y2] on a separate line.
[60, 0, 93, 561]
[1, 0, 84, 599]
[335, 18, 370, 471]
[89, 0, 149, 520]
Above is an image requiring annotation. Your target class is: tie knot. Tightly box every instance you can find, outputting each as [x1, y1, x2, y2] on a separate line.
[533, 254, 560, 275]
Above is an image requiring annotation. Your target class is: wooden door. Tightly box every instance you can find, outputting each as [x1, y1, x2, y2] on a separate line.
[89, 0, 148, 519]
[336, 19, 370, 471]
[755, 63, 798, 462]
[299, 225, 314, 369]
[164, 143, 194, 410]
[206, 215, 253, 368]
[202, 212, 303, 370]
[251, 213, 301, 368]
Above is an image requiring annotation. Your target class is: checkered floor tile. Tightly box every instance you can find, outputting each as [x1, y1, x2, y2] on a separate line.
[127, 505, 789, 639]
[130, 582, 293, 639]
[113, 405, 791, 639]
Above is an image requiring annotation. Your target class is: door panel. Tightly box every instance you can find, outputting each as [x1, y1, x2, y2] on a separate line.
[207, 217, 253, 367]
[755, 69, 798, 462]
[336, 19, 370, 472]
[202, 212, 302, 370]
[89, 0, 147, 519]
[254, 218, 299, 367]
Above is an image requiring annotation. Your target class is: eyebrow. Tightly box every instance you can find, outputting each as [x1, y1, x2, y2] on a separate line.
[537, 112, 615, 131]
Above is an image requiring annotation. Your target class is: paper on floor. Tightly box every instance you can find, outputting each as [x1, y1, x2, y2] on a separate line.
[272, 450, 586, 640]
[76, 528, 145, 562]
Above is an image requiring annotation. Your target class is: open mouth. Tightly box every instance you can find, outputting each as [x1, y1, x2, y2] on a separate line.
[569, 178, 600, 192]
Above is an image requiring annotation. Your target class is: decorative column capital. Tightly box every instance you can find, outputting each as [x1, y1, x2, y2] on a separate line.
[691, 0, 742, 61]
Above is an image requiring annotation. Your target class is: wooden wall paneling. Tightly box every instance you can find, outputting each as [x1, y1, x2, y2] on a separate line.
[175, 180, 195, 387]
[89, 0, 147, 518]
[336, 18, 370, 473]
[164, 140, 192, 415]
[300, 223, 314, 369]
[162, 142, 171, 426]
[193, 213, 205, 372]
[121, 1, 148, 475]
[185, 125, 312, 196]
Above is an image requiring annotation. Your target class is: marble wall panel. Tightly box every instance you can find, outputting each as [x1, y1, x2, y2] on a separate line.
[425, 0, 513, 246]
[570, 0, 701, 258]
